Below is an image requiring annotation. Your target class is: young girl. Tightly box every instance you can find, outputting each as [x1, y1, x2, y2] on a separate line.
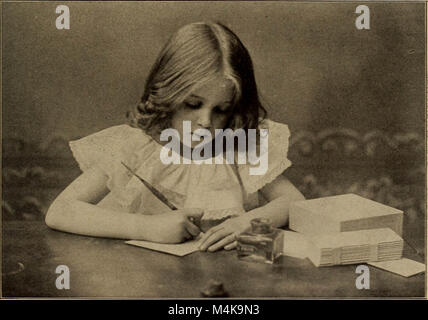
[45, 22, 305, 252]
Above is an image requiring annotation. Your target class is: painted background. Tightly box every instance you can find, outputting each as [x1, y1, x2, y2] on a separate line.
[2, 2, 425, 141]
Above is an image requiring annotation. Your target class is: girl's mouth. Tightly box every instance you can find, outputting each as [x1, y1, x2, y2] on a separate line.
[191, 131, 202, 139]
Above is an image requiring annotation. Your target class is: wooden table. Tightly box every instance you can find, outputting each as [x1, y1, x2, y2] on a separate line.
[2, 221, 425, 298]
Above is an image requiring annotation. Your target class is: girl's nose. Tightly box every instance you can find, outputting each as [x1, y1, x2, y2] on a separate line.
[196, 109, 212, 129]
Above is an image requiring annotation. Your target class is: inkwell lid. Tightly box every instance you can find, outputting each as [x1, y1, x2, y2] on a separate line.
[250, 218, 273, 234]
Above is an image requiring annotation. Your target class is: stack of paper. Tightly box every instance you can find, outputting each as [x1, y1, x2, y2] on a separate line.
[289, 194, 403, 236]
[306, 228, 403, 267]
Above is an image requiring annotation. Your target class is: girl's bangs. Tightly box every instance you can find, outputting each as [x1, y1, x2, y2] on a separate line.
[172, 69, 241, 108]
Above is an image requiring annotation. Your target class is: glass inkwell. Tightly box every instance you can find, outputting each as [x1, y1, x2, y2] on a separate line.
[236, 218, 284, 264]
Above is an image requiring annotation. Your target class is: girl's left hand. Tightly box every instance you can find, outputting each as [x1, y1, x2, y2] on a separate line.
[199, 215, 251, 252]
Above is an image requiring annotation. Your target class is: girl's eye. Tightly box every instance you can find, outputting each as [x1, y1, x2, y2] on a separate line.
[214, 106, 231, 114]
[184, 102, 202, 109]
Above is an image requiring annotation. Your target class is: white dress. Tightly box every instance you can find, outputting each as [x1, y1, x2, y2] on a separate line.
[69, 119, 292, 222]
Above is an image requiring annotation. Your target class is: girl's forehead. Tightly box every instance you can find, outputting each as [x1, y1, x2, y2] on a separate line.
[189, 76, 235, 102]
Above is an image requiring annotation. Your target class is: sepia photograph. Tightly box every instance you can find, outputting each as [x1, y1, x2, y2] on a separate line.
[1, 1, 426, 300]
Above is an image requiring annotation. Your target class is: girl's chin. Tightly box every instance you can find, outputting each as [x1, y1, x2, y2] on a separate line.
[179, 139, 214, 151]
[190, 140, 213, 149]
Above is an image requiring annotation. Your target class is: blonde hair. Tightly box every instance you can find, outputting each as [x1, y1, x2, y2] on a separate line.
[128, 21, 266, 134]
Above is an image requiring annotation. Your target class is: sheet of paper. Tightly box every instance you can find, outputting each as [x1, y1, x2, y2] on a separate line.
[125, 235, 203, 257]
[368, 258, 426, 277]
[282, 231, 309, 259]
[127, 231, 311, 259]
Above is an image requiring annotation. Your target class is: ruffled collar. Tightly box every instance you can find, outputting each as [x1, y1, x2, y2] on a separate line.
[118, 118, 291, 197]
[123, 127, 242, 196]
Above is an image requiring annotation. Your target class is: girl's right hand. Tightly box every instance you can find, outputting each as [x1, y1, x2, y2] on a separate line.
[145, 208, 204, 244]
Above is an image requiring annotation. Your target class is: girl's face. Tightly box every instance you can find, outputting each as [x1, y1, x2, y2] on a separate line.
[171, 74, 235, 148]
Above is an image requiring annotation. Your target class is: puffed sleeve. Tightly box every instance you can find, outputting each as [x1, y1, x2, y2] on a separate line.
[69, 124, 152, 189]
[69, 125, 137, 174]
[69, 124, 153, 212]
[237, 119, 292, 194]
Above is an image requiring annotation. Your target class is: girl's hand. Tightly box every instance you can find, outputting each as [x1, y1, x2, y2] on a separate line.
[199, 215, 251, 252]
[146, 208, 203, 244]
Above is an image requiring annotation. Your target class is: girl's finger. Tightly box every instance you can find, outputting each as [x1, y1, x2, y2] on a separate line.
[184, 220, 201, 237]
[182, 208, 204, 219]
[224, 241, 237, 251]
[200, 225, 220, 241]
[208, 234, 236, 252]
[199, 227, 223, 247]
[182, 229, 192, 242]
[199, 228, 230, 251]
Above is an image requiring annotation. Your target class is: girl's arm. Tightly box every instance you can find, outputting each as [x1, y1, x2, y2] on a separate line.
[244, 174, 305, 227]
[45, 167, 202, 242]
[199, 174, 305, 251]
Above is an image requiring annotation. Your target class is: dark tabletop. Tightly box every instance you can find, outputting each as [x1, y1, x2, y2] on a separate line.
[2, 221, 425, 298]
